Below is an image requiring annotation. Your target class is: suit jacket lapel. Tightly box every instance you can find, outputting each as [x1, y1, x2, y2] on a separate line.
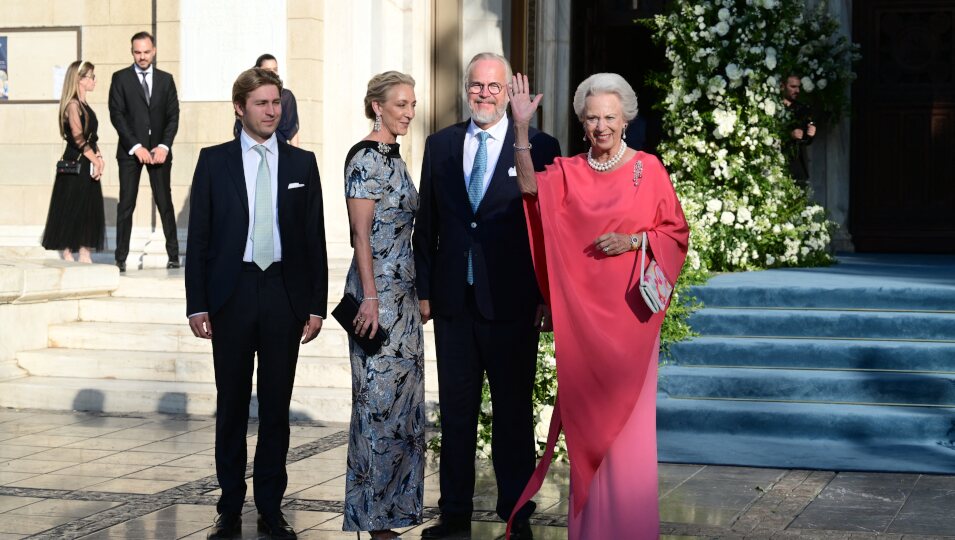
[447, 122, 472, 217]
[276, 142, 291, 229]
[477, 117, 514, 215]
[225, 138, 249, 217]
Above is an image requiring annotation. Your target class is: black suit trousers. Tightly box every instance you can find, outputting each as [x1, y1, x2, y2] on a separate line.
[433, 287, 538, 522]
[210, 263, 301, 516]
[115, 157, 179, 262]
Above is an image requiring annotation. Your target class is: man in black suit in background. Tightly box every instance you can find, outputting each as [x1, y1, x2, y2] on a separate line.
[413, 52, 561, 540]
[185, 68, 328, 540]
[108, 31, 180, 271]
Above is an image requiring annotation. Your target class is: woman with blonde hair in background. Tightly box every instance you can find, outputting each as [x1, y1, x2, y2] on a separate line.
[41, 60, 106, 262]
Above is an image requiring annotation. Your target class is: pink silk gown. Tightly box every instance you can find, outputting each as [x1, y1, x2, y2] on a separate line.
[508, 152, 688, 539]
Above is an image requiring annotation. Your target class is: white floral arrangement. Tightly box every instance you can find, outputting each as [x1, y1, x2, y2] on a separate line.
[653, 0, 858, 272]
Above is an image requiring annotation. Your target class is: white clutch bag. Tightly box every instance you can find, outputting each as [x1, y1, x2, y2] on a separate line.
[638, 232, 673, 313]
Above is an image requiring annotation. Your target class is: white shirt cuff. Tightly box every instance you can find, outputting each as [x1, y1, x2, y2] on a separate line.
[128, 143, 142, 155]
[188, 312, 208, 319]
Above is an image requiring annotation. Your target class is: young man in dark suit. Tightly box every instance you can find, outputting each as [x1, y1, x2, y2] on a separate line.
[185, 67, 328, 540]
[413, 52, 561, 540]
[108, 31, 180, 271]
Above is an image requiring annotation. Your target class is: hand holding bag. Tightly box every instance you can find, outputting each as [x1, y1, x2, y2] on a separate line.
[331, 293, 389, 356]
[639, 232, 673, 313]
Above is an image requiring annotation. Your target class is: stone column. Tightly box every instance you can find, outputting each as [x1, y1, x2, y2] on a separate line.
[808, 0, 854, 252]
[534, 0, 572, 150]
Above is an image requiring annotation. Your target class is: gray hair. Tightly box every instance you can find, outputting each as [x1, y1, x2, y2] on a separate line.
[572, 73, 639, 121]
[463, 52, 513, 91]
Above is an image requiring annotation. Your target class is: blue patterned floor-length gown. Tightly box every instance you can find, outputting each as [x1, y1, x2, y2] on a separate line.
[342, 140, 425, 532]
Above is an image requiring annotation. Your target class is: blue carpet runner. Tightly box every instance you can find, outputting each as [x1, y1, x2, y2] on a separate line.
[657, 254, 955, 473]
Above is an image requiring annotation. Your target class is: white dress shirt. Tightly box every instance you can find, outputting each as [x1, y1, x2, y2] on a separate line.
[463, 115, 509, 197]
[240, 129, 282, 263]
[127, 64, 170, 155]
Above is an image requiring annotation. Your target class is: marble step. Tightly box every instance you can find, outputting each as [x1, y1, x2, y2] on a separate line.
[47, 321, 438, 360]
[0, 376, 440, 424]
[78, 297, 437, 338]
[16, 348, 439, 393]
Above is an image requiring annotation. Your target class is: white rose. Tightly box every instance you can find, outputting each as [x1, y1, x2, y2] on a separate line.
[718, 7, 730, 20]
[765, 53, 777, 70]
[737, 207, 752, 222]
[715, 21, 730, 36]
[766, 254, 775, 265]
[725, 63, 742, 80]
[763, 98, 776, 116]
[817, 78, 828, 89]
[706, 199, 723, 213]
[801, 77, 815, 92]
[720, 211, 736, 225]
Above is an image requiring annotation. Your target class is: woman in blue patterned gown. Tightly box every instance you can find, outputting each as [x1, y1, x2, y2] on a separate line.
[342, 71, 424, 540]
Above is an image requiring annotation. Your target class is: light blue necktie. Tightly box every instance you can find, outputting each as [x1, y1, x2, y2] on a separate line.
[252, 145, 274, 270]
[466, 131, 490, 284]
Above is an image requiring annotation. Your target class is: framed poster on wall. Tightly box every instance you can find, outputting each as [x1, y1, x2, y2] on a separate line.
[0, 27, 81, 104]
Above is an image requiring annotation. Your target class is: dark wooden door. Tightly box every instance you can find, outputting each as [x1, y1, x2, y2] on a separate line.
[569, 0, 668, 156]
[851, 0, 955, 252]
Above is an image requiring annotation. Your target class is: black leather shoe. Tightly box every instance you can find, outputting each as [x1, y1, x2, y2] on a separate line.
[421, 515, 471, 539]
[257, 512, 297, 539]
[499, 520, 533, 540]
[167, 259, 180, 269]
[206, 512, 241, 539]
[116, 261, 126, 273]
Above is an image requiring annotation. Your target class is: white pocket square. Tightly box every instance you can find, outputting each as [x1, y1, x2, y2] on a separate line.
[508, 166, 517, 177]
[288, 182, 305, 189]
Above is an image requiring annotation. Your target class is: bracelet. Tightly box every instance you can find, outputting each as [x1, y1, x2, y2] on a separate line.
[513, 143, 533, 152]
[361, 297, 379, 303]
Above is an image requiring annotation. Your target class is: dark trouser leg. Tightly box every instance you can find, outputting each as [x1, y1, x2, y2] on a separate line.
[115, 158, 143, 263]
[481, 313, 539, 522]
[433, 304, 484, 518]
[211, 272, 258, 515]
[252, 268, 301, 516]
[147, 161, 179, 260]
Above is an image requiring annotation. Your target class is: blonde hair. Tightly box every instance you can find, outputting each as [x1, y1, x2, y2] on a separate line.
[58, 60, 94, 139]
[572, 73, 639, 122]
[364, 71, 416, 120]
[232, 67, 283, 109]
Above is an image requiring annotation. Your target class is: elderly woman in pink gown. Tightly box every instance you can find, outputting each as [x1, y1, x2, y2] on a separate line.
[505, 73, 689, 539]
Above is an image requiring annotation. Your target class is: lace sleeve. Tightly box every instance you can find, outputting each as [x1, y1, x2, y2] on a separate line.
[65, 100, 90, 152]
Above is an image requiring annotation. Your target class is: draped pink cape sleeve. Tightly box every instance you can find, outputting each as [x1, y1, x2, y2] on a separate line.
[508, 152, 689, 535]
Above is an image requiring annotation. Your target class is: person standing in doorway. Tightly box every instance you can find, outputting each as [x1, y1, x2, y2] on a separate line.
[108, 31, 180, 272]
[781, 74, 816, 189]
[413, 52, 561, 540]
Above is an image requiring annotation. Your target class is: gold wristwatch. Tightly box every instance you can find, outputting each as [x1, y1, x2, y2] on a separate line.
[629, 233, 641, 251]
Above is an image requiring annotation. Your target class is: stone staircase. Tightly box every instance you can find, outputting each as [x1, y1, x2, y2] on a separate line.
[0, 258, 439, 423]
[657, 254, 955, 473]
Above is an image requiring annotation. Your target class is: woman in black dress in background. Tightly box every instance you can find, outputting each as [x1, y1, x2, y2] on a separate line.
[42, 60, 106, 262]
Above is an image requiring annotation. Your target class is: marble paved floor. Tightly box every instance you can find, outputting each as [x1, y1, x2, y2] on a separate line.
[1, 409, 954, 539]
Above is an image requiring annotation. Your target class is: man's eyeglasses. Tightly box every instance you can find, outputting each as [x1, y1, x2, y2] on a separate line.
[467, 82, 504, 95]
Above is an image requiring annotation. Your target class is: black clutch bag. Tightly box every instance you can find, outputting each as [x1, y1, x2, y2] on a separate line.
[56, 159, 81, 175]
[331, 293, 388, 356]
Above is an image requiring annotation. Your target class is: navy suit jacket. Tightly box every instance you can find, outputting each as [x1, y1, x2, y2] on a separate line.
[413, 118, 561, 320]
[185, 138, 328, 320]
[108, 65, 180, 160]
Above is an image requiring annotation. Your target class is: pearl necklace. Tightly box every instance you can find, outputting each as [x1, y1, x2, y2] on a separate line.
[587, 141, 627, 172]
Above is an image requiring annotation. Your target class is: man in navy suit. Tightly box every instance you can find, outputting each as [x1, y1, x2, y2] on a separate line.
[185, 68, 328, 540]
[413, 52, 561, 540]
[108, 31, 180, 271]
